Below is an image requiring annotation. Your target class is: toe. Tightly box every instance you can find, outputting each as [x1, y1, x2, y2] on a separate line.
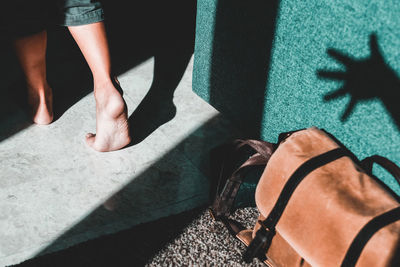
[85, 133, 96, 147]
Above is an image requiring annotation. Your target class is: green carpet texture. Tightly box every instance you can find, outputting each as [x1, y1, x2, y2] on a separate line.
[193, 0, 400, 193]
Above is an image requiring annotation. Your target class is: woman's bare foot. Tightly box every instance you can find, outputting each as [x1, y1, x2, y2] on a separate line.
[86, 80, 131, 152]
[27, 83, 53, 125]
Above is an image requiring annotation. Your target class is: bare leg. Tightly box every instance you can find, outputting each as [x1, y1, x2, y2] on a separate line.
[14, 30, 53, 125]
[68, 22, 130, 152]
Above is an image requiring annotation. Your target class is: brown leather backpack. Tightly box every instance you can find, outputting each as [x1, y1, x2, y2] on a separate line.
[210, 127, 400, 267]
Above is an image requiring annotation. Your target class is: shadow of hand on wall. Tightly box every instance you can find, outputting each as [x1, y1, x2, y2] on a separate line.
[318, 34, 400, 127]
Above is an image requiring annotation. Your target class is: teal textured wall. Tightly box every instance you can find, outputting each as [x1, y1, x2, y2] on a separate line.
[193, 0, 400, 192]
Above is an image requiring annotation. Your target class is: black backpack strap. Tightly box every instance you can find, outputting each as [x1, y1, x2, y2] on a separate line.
[341, 206, 400, 267]
[243, 147, 350, 263]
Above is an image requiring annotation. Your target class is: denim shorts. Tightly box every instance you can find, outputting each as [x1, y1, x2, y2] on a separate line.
[1, 0, 104, 38]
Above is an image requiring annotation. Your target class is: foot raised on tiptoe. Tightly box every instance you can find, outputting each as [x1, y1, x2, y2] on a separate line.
[86, 79, 131, 152]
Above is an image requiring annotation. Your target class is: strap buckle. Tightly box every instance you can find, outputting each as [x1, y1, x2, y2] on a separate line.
[242, 221, 276, 263]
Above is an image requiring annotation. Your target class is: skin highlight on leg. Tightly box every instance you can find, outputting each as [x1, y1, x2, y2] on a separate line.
[68, 22, 131, 152]
[14, 30, 53, 125]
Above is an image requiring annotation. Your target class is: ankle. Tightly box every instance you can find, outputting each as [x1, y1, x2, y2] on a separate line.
[94, 77, 123, 99]
[94, 79, 114, 95]
[27, 82, 52, 101]
[93, 74, 116, 89]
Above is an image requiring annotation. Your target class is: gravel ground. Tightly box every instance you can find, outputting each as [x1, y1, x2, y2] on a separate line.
[147, 207, 264, 266]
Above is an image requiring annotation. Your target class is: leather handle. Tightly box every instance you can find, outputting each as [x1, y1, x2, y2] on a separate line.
[211, 139, 276, 218]
[235, 139, 276, 159]
[361, 155, 400, 185]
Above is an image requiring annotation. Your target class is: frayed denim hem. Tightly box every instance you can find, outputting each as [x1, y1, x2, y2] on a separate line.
[59, 8, 104, 26]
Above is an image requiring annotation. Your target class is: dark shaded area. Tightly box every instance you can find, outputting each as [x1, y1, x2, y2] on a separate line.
[0, 41, 30, 141]
[0, 0, 196, 143]
[102, 0, 196, 78]
[208, 0, 280, 138]
[13, 207, 205, 267]
[318, 33, 400, 129]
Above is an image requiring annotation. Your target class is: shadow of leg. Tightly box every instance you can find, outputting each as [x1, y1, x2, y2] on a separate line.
[128, 48, 193, 145]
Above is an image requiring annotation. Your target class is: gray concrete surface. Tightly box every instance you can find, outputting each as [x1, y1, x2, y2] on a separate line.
[0, 57, 239, 266]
